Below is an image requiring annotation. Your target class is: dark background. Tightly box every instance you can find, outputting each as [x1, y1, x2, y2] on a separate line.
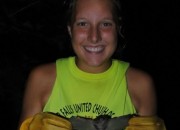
[0, 0, 179, 129]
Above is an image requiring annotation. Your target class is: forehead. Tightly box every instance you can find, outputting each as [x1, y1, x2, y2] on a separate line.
[75, 0, 113, 16]
[76, 0, 112, 7]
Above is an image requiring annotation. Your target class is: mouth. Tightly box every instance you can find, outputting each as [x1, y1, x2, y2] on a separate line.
[84, 46, 104, 53]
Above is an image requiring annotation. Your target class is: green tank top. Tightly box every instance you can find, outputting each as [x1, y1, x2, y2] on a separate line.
[43, 57, 136, 119]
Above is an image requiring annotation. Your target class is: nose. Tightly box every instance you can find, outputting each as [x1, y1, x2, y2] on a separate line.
[88, 26, 101, 43]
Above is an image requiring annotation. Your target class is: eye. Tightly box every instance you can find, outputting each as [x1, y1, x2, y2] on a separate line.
[102, 22, 113, 27]
[77, 22, 88, 27]
[103, 22, 112, 26]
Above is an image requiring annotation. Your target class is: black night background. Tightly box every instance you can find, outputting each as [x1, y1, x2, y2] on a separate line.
[0, 0, 179, 129]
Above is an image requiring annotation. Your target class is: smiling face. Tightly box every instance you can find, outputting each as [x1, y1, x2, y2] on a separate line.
[68, 0, 118, 73]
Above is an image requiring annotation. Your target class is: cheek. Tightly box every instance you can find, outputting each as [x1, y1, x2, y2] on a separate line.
[102, 30, 117, 44]
[72, 29, 87, 44]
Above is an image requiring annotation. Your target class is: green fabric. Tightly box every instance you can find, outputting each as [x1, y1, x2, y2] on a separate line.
[43, 57, 136, 119]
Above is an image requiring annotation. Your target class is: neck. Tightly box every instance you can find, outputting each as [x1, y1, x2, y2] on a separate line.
[75, 58, 112, 74]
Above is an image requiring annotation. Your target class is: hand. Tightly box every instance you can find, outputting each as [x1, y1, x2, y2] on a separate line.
[125, 115, 166, 130]
[20, 112, 72, 130]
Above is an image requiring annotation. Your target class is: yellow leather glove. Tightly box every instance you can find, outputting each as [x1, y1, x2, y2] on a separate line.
[125, 115, 166, 130]
[20, 112, 72, 130]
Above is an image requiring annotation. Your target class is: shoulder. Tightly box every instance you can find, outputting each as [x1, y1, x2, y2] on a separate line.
[26, 62, 57, 97]
[29, 62, 56, 79]
[126, 67, 153, 86]
[126, 67, 157, 116]
[27, 62, 57, 99]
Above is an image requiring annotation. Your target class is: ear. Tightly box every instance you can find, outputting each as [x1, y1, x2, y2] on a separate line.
[67, 26, 72, 37]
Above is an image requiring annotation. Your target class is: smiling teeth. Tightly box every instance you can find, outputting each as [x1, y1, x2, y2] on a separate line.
[85, 47, 103, 52]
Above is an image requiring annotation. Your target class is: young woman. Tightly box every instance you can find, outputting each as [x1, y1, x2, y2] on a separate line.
[18, 0, 163, 129]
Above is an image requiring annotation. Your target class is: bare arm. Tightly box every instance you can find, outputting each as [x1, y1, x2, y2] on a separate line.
[127, 67, 157, 116]
[18, 63, 56, 128]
